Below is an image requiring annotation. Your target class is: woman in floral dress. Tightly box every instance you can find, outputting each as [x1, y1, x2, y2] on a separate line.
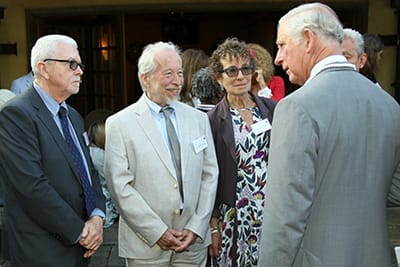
[207, 37, 276, 266]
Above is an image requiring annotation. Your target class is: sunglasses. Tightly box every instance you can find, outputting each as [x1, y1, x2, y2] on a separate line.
[219, 66, 254, 78]
[44, 58, 85, 71]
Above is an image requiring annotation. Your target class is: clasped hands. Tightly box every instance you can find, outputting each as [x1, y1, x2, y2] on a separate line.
[157, 228, 197, 252]
[79, 215, 104, 258]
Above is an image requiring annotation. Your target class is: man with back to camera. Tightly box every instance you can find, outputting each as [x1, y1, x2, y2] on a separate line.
[0, 34, 105, 267]
[104, 41, 218, 266]
[258, 3, 400, 267]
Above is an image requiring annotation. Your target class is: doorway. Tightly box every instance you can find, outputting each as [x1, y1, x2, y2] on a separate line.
[26, 3, 366, 116]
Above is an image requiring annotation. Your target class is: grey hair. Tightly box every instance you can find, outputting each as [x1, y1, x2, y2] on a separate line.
[191, 67, 221, 101]
[31, 34, 78, 76]
[343, 28, 365, 56]
[279, 2, 343, 44]
[137, 41, 181, 92]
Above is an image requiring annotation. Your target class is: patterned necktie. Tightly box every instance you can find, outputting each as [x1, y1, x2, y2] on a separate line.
[58, 106, 95, 216]
[161, 107, 183, 200]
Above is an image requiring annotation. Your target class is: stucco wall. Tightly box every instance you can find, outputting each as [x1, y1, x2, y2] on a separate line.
[368, 0, 398, 94]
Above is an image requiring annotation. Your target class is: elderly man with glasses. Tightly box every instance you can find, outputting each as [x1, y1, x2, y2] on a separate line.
[0, 34, 105, 267]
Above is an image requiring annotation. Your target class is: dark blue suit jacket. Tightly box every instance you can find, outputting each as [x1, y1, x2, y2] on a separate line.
[0, 87, 105, 267]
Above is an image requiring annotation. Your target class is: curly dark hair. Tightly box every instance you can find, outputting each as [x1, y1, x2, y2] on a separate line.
[209, 37, 255, 82]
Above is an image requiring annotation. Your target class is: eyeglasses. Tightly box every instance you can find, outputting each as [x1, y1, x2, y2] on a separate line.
[219, 66, 254, 78]
[43, 59, 85, 71]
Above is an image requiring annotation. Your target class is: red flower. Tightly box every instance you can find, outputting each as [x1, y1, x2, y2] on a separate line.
[249, 48, 256, 58]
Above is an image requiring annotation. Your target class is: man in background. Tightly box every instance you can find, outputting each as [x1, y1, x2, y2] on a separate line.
[342, 28, 367, 71]
[9, 71, 33, 94]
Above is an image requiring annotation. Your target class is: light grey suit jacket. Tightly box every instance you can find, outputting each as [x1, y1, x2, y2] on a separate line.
[258, 65, 400, 267]
[104, 95, 218, 259]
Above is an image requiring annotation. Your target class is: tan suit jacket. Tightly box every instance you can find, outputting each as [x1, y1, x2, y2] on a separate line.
[104, 95, 218, 259]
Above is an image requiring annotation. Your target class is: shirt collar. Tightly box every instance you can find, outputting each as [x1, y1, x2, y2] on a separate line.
[33, 81, 67, 116]
[306, 55, 354, 85]
[143, 93, 177, 114]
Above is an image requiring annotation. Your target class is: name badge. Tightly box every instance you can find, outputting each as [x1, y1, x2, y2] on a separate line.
[83, 132, 90, 146]
[251, 119, 271, 135]
[192, 136, 208, 154]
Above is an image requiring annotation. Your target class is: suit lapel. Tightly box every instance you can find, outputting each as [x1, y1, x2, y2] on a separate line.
[219, 98, 236, 163]
[30, 90, 82, 183]
[135, 96, 177, 178]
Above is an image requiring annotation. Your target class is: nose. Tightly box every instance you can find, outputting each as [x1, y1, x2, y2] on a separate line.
[237, 69, 245, 78]
[274, 49, 283, 66]
[174, 73, 183, 86]
[75, 66, 84, 75]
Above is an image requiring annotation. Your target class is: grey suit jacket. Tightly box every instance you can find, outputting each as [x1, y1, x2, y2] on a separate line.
[0, 88, 105, 267]
[104, 95, 218, 259]
[258, 66, 400, 267]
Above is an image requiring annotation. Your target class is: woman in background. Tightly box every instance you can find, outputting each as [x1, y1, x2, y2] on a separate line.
[87, 112, 119, 228]
[360, 33, 384, 87]
[207, 37, 276, 266]
[180, 48, 209, 105]
[191, 67, 224, 112]
[248, 43, 285, 101]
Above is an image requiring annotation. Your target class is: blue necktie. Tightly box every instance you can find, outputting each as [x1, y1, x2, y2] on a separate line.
[58, 106, 95, 216]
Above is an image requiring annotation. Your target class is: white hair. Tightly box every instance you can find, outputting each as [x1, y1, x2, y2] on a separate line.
[30, 34, 78, 76]
[343, 28, 365, 56]
[279, 2, 343, 45]
[137, 41, 181, 92]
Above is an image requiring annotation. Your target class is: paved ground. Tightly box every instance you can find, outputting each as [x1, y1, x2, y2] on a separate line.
[388, 207, 400, 266]
[88, 207, 400, 267]
[0, 207, 399, 266]
[89, 222, 124, 267]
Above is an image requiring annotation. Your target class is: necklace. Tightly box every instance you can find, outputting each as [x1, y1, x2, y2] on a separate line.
[235, 107, 254, 112]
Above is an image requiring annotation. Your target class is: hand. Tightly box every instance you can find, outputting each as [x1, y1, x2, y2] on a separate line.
[208, 231, 222, 257]
[79, 216, 104, 258]
[174, 229, 197, 252]
[254, 69, 267, 89]
[157, 228, 183, 251]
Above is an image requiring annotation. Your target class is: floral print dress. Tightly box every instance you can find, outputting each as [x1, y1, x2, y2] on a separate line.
[215, 106, 270, 267]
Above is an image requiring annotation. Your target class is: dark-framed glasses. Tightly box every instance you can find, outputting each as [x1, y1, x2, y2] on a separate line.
[219, 66, 254, 78]
[43, 59, 85, 71]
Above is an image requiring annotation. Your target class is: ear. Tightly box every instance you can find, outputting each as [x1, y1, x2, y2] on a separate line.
[141, 73, 150, 89]
[216, 76, 223, 87]
[37, 61, 50, 80]
[303, 28, 316, 53]
[359, 53, 368, 70]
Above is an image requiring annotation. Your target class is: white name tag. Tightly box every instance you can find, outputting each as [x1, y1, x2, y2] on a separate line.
[192, 136, 208, 154]
[251, 119, 271, 135]
[83, 131, 90, 146]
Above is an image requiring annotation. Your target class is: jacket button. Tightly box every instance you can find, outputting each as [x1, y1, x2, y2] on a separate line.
[174, 209, 180, 215]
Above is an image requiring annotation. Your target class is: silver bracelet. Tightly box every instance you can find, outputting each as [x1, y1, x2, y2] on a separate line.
[211, 226, 220, 234]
